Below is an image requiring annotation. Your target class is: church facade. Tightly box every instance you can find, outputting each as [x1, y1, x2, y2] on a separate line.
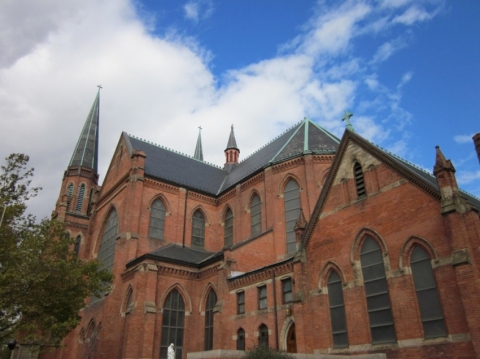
[39, 91, 480, 359]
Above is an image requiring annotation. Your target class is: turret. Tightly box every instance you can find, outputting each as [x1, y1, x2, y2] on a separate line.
[194, 126, 204, 161]
[224, 125, 239, 171]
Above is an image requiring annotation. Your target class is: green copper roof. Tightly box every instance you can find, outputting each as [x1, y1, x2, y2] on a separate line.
[69, 89, 100, 173]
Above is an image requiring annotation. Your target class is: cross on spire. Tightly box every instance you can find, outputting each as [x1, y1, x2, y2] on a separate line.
[342, 110, 355, 132]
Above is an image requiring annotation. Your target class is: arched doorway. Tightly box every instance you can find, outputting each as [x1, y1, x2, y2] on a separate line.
[286, 323, 297, 353]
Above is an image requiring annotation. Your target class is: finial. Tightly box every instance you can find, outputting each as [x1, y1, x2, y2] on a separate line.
[97, 84, 103, 91]
[342, 110, 355, 132]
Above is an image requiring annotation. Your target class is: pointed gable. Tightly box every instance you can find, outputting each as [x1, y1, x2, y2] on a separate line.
[69, 90, 100, 173]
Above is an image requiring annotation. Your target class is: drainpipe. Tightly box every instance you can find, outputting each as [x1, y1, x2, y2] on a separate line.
[272, 269, 279, 350]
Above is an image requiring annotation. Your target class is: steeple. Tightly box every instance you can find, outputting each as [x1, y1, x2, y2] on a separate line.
[194, 126, 204, 161]
[69, 87, 100, 174]
[224, 125, 240, 169]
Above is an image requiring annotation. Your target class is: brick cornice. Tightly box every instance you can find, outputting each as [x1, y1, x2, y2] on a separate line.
[228, 261, 293, 290]
[272, 157, 304, 174]
[144, 178, 179, 194]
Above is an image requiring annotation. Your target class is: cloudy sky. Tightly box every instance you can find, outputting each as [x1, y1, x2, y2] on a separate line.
[1, 0, 479, 220]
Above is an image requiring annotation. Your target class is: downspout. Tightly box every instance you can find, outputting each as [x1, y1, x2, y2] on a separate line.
[182, 189, 188, 247]
[272, 269, 279, 350]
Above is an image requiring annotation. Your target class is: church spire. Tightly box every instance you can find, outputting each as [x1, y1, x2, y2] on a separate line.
[69, 87, 101, 174]
[194, 126, 204, 161]
[224, 125, 240, 168]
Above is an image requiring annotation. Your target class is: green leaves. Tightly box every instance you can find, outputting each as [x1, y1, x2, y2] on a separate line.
[0, 154, 113, 345]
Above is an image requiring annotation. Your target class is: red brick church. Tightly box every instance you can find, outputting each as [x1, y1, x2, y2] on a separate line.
[38, 90, 480, 359]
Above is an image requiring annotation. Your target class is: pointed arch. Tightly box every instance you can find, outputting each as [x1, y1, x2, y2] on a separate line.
[318, 261, 347, 289]
[279, 317, 295, 351]
[199, 282, 218, 313]
[204, 287, 217, 350]
[66, 182, 74, 211]
[191, 208, 206, 249]
[283, 178, 301, 254]
[353, 161, 366, 199]
[250, 192, 262, 236]
[159, 283, 193, 314]
[79, 328, 85, 343]
[258, 323, 269, 346]
[327, 269, 349, 348]
[122, 285, 134, 314]
[149, 197, 167, 239]
[319, 167, 331, 187]
[278, 174, 302, 195]
[160, 288, 186, 359]
[351, 228, 388, 263]
[399, 236, 438, 272]
[97, 207, 118, 273]
[74, 234, 81, 257]
[86, 319, 96, 338]
[236, 328, 246, 350]
[223, 206, 234, 248]
[75, 183, 86, 212]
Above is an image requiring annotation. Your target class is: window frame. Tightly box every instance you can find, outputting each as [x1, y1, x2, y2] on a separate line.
[224, 208, 234, 247]
[192, 210, 206, 249]
[237, 291, 245, 315]
[149, 198, 166, 240]
[282, 278, 293, 304]
[250, 194, 262, 236]
[327, 270, 349, 348]
[258, 285, 267, 310]
[283, 180, 301, 254]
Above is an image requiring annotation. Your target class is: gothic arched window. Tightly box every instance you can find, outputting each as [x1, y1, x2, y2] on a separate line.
[97, 209, 118, 272]
[360, 236, 396, 344]
[160, 289, 185, 359]
[224, 208, 233, 247]
[192, 210, 205, 249]
[204, 289, 217, 350]
[74, 235, 81, 257]
[353, 162, 366, 199]
[76, 184, 86, 212]
[283, 180, 300, 254]
[258, 324, 269, 346]
[250, 194, 262, 236]
[411, 246, 446, 338]
[149, 199, 166, 239]
[327, 271, 348, 348]
[66, 183, 74, 211]
[236, 328, 245, 350]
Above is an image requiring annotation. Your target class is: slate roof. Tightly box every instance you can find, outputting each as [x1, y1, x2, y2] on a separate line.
[226, 125, 238, 150]
[69, 89, 100, 173]
[124, 118, 340, 196]
[126, 244, 223, 269]
[194, 128, 204, 161]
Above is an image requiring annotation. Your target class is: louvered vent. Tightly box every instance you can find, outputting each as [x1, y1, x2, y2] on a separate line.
[76, 184, 85, 212]
[354, 162, 366, 198]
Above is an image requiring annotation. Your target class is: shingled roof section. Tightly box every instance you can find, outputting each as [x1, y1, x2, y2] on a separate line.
[124, 118, 340, 196]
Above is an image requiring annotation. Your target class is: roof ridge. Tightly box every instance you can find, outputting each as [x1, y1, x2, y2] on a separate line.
[238, 120, 303, 163]
[127, 133, 222, 169]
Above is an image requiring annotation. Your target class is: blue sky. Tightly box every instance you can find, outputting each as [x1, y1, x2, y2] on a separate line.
[0, 0, 479, 218]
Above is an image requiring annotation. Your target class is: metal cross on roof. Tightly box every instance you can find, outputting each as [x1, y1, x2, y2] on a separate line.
[342, 110, 355, 132]
[97, 84, 103, 91]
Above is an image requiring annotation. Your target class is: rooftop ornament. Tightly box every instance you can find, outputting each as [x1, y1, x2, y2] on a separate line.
[342, 110, 355, 132]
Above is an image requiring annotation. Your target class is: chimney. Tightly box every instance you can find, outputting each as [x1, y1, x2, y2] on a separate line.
[473, 133, 480, 164]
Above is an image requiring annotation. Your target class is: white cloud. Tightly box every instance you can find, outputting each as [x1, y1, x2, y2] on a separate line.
[457, 171, 480, 185]
[371, 37, 407, 64]
[0, 0, 446, 219]
[454, 134, 475, 144]
[393, 5, 433, 25]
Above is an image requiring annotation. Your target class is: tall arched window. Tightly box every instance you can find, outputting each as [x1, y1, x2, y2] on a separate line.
[250, 194, 262, 236]
[160, 289, 185, 359]
[123, 288, 133, 314]
[327, 271, 348, 348]
[66, 183, 74, 211]
[192, 210, 205, 249]
[258, 324, 269, 346]
[284, 180, 300, 254]
[74, 235, 81, 257]
[97, 209, 118, 272]
[87, 188, 94, 215]
[411, 246, 446, 338]
[224, 208, 233, 247]
[76, 184, 86, 212]
[353, 162, 366, 199]
[236, 328, 245, 350]
[204, 289, 217, 350]
[360, 236, 396, 344]
[149, 199, 166, 239]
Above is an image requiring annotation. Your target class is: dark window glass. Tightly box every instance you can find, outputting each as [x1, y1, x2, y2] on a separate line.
[224, 208, 233, 247]
[87, 188, 94, 215]
[124, 289, 133, 313]
[236, 328, 245, 350]
[149, 199, 166, 239]
[192, 210, 205, 249]
[411, 246, 446, 338]
[327, 271, 349, 348]
[160, 289, 185, 359]
[75, 184, 86, 212]
[250, 194, 262, 236]
[354, 162, 366, 199]
[283, 180, 300, 254]
[258, 324, 269, 346]
[258, 285, 267, 310]
[360, 236, 396, 344]
[282, 278, 293, 304]
[237, 291, 245, 314]
[74, 235, 81, 257]
[66, 183, 74, 211]
[204, 290, 217, 350]
[98, 210, 118, 273]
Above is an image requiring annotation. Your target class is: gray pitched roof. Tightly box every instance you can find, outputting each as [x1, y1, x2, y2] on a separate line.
[126, 244, 223, 268]
[194, 127, 204, 161]
[69, 90, 100, 173]
[124, 118, 340, 196]
[226, 125, 238, 150]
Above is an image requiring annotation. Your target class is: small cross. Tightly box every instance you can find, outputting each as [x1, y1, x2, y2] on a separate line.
[97, 84, 103, 90]
[198, 126, 202, 132]
[342, 110, 355, 132]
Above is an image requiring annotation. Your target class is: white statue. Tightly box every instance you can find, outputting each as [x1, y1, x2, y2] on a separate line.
[168, 343, 175, 359]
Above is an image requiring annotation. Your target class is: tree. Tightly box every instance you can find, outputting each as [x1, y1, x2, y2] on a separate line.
[0, 154, 113, 346]
[244, 345, 293, 359]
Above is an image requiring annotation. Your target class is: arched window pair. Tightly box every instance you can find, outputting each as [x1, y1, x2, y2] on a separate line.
[66, 183, 87, 213]
[160, 288, 217, 359]
[223, 194, 262, 248]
